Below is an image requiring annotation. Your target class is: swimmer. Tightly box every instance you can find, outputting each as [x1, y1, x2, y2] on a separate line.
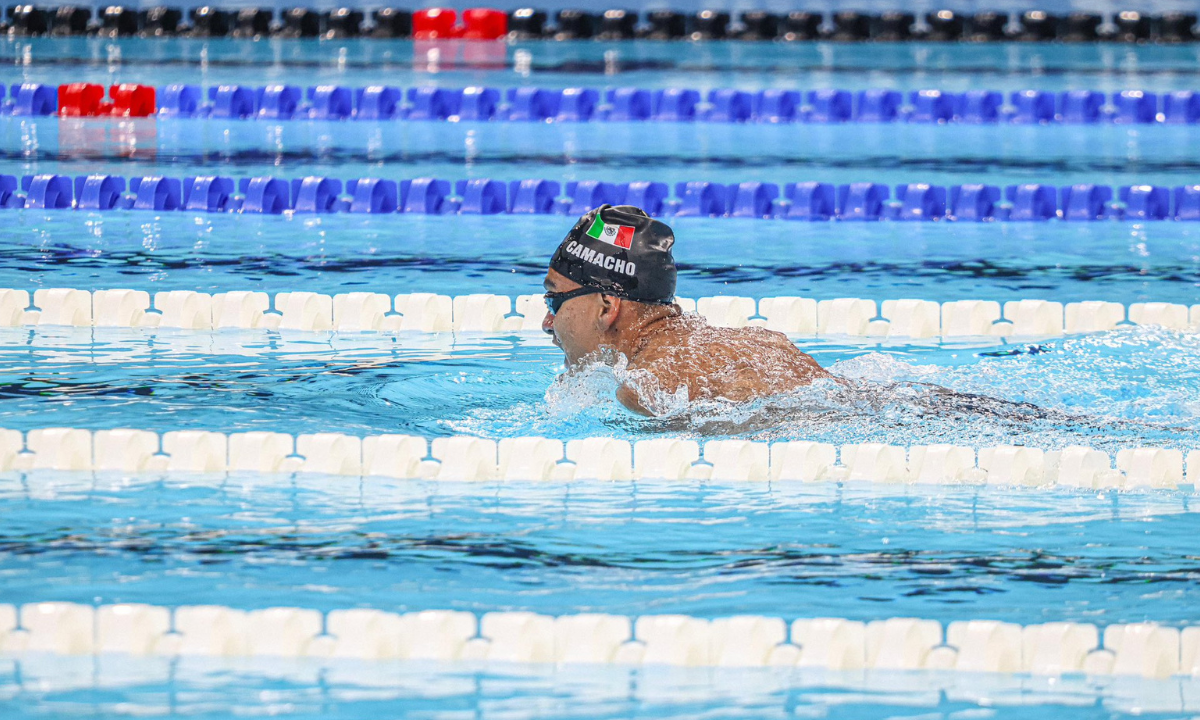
[543, 204, 833, 416]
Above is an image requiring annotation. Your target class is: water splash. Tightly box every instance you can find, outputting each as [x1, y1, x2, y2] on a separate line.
[543, 355, 624, 419]
[453, 326, 1200, 451]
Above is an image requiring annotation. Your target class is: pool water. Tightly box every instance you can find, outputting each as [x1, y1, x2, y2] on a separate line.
[1, 33, 1199, 720]
[9, 38, 1200, 93]
[3, 470, 1199, 623]
[7, 119, 1200, 188]
[1, 214, 1197, 303]
[1, 325, 1199, 450]
[5, 659, 1197, 719]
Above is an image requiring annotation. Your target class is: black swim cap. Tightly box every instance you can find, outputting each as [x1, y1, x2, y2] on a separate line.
[548, 204, 677, 304]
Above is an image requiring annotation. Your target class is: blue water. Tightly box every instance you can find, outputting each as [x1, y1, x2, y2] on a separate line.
[2, 659, 1196, 719]
[7, 38, 1200, 93]
[1, 471, 1197, 625]
[5, 118, 1200, 189]
[0, 213, 1197, 304]
[2, 34, 1200, 719]
[0, 327, 1198, 451]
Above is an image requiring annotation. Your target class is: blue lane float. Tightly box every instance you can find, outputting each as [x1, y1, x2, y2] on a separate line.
[1005, 184, 1058, 221]
[837, 183, 888, 220]
[806, 89, 851, 123]
[756, 89, 799, 123]
[895, 183, 947, 220]
[728, 182, 778, 219]
[623, 181, 669, 215]
[292, 177, 344, 213]
[5, 81, 1196, 125]
[5, 84, 57, 117]
[509, 179, 559, 214]
[556, 88, 598, 122]
[562, 181, 620, 214]
[1165, 91, 1200, 124]
[356, 86, 403, 120]
[0, 175, 20, 209]
[855, 90, 900, 123]
[1010, 90, 1057, 124]
[1060, 90, 1104, 123]
[957, 91, 1002, 123]
[507, 87, 560, 122]
[208, 85, 257, 120]
[142, 85, 1200, 125]
[948, 185, 1001, 221]
[708, 90, 753, 123]
[908, 90, 955, 123]
[5, 172, 1200, 222]
[1119, 185, 1170, 220]
[183, 176, 236, 212]
[1061, 184, 1113, 221]
[1174, 186, 1200, 220]
[345, 178, 399, 214]
[782, 182, 836, 220]
[606, 88, 652, 121]
[22, 174, 73, 209]
[74, 175, 125, 210]
[129, 176, 182, 211]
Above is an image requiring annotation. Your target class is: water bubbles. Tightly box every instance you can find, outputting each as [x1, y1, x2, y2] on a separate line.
[603, 49, 620, 76]
[544, 358, 619, 418]
[831, 352, 941, 383]
[514, 49, 532, 77]
[505, 326, 1200, 450]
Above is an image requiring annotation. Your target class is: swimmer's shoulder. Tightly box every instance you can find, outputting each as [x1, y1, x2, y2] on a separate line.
[696, 322, 799, 353]
[738, 324, 795, 346]
[713, 324, 833, 379]
[632, 317, 791, 362]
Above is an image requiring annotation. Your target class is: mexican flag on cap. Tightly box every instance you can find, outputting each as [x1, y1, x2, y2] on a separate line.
[586, 214, 635, 249]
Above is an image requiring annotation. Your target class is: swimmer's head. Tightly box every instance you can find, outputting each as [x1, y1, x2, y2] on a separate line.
[549, 204, 677, 304]
[543, 205, 678, 364]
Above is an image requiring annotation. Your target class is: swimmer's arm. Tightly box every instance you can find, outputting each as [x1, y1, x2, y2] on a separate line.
[616, 384, 653, 416]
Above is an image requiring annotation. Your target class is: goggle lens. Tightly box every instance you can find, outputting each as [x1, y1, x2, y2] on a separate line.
[544, 287, 604, 315]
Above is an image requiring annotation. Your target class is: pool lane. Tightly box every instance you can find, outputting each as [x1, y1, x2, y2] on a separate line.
[0, 327, 1196, 450]
[0, 213, 1196, 305]
[3, 118, 1200, 190]
[0, 475, 1195, 628]
[6, 37, 1200, 93]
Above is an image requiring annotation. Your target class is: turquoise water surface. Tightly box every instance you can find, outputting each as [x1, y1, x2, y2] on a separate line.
[0, 32, 1198, 720]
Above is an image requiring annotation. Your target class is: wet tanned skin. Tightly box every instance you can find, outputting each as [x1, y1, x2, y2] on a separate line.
[542, 268, 832, 416]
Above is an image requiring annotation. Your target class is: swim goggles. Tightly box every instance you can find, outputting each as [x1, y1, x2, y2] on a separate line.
[543, 287, 605, 315]
[544, 288, 677, 315]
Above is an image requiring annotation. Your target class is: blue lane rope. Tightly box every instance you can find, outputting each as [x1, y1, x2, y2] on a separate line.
[6, 82, 1200, 124]
[2, 173, 1193, 222]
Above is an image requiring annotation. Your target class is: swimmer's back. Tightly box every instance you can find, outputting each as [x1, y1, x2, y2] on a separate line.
[627, 313, 831, 404]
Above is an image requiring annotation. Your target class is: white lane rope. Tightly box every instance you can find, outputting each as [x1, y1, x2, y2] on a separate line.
[2, 287, 1198, 338]
[0, 600, 1194, 679]
[1, 428, 1194, 490]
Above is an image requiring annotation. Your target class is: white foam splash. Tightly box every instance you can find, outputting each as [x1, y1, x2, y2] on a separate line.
[830, 352, 941, 383]
[446, 325, 1200, 452]
[544, 351, 691, 419]
[544, 356, 622, 418]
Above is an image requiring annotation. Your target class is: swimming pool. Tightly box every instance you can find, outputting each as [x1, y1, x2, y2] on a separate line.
[2, 24, 1200, 720]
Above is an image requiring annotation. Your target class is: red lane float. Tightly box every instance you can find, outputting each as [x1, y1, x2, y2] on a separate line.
[413, 8, 459, 39]
[57, 83, 156, 118]
[57, 83, 103, 117]
[462, 8, 507, 39]
[413, 7, 506, 40]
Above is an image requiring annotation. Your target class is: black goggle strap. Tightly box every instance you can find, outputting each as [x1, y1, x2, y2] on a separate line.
[544, 287, 677, 315]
